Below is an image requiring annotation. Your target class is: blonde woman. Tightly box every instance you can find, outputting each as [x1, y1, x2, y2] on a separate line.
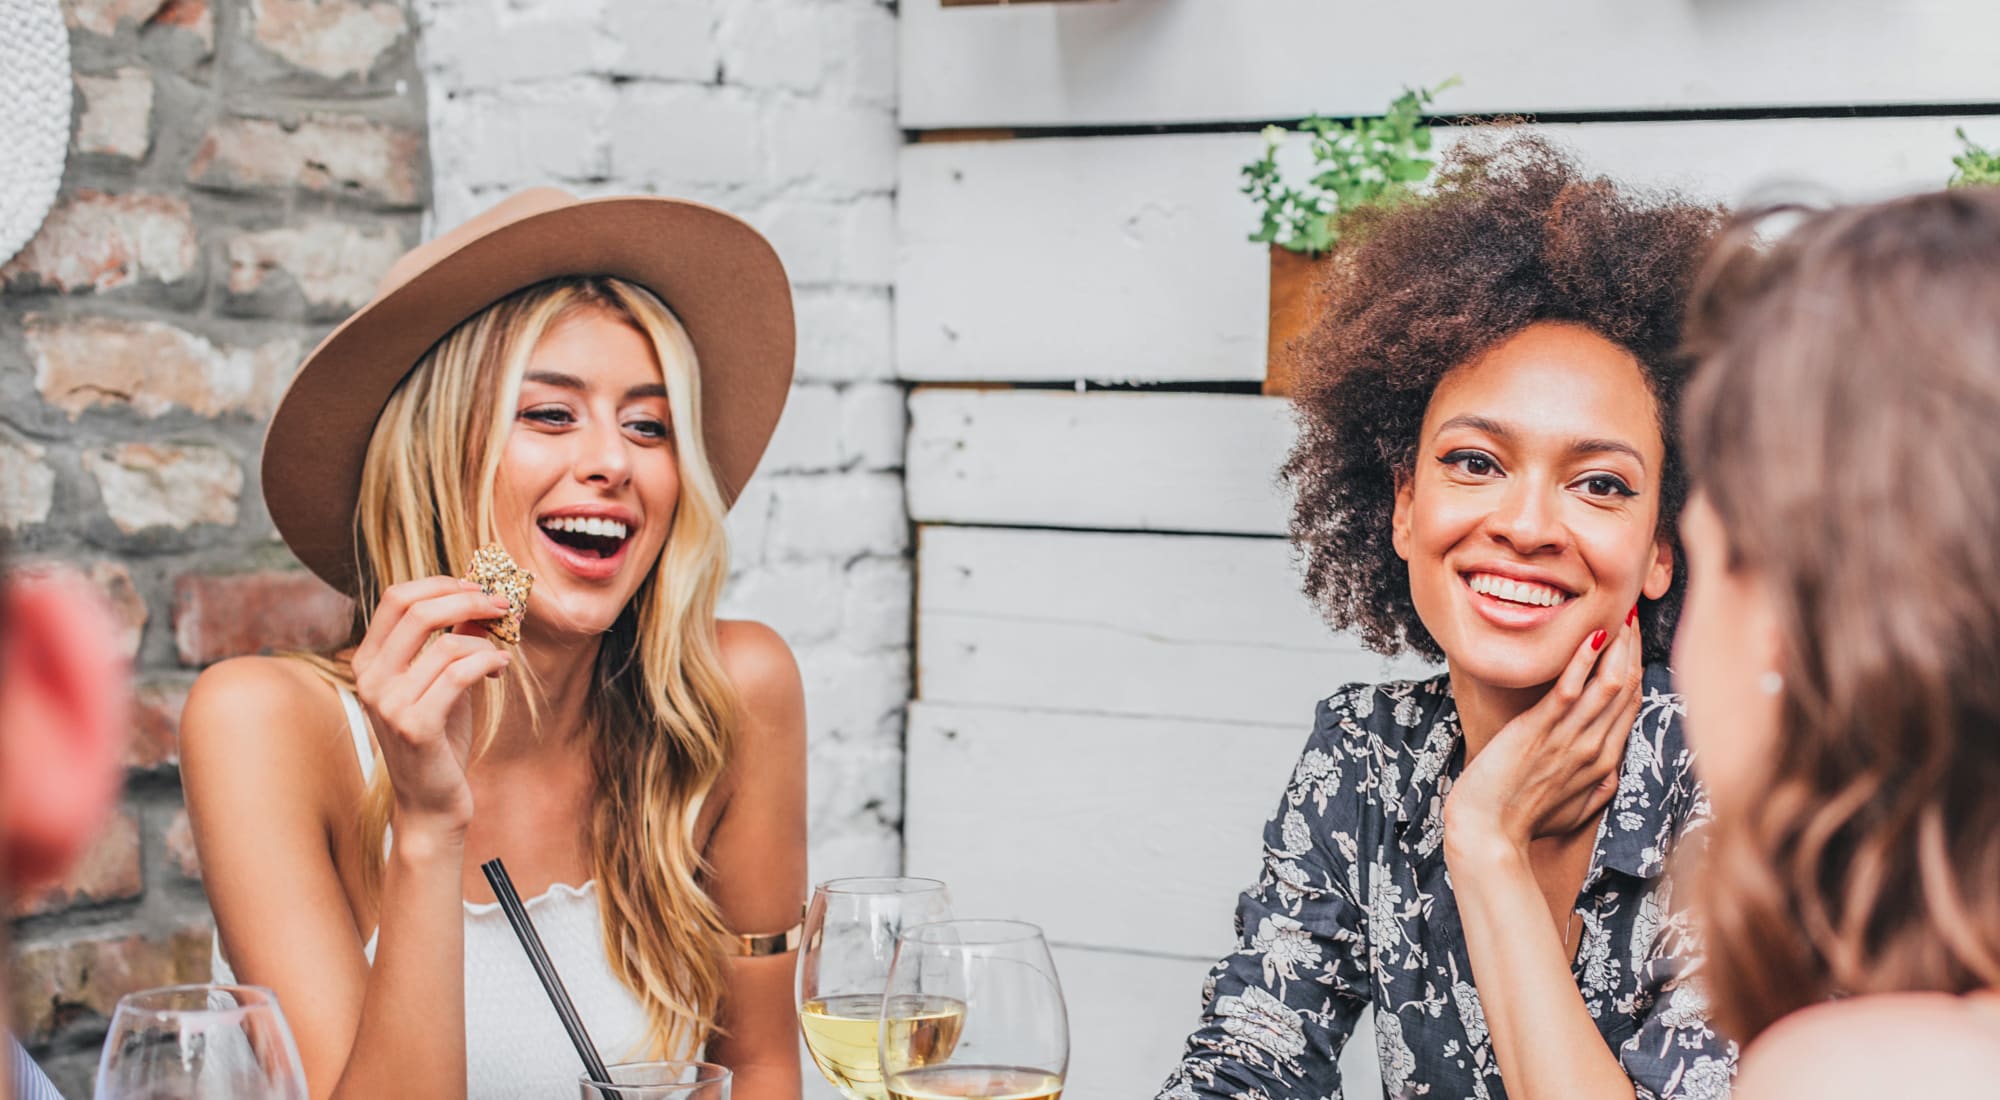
[181, 190, 807, 1100]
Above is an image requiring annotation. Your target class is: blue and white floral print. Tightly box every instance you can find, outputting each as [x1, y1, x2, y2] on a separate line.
[1159, 665, 1735, 1099]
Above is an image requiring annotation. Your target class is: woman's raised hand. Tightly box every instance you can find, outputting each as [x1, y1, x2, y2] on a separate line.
[349, 577, 513, 834]
[1444, 608, 1644, 855]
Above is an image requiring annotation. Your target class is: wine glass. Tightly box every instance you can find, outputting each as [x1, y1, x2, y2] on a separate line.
[95, 984, 308, 1100]
[797, 877, 955, 1100]
[878, 921, 1068, 1100]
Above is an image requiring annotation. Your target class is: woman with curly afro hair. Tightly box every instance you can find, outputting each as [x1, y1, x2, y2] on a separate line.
[1160, 136, 1735, 1100]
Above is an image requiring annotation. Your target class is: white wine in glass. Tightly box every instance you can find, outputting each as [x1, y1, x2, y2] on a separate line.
[879, 920, 1068, 1100]
[797, 877, 956, 1100]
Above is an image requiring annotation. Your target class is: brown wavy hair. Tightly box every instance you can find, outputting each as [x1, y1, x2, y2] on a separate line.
[1283, 135, 1722, 664]
[1680, 188, 2000, 1042]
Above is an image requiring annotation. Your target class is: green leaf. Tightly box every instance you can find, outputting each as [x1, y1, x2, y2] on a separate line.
[1239, 78, 1460, 253]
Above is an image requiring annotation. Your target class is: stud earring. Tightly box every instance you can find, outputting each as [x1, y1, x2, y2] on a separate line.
[1759, 671, 1784, 696]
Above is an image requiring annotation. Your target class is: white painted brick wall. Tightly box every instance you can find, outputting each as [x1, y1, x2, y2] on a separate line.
[412, 0, 907, 976]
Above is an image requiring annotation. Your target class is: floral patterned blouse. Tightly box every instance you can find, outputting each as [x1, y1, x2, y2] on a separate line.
[1159, 666, 1736, 1100]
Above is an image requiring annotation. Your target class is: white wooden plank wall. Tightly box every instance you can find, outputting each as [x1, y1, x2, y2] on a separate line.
[901, 0, 2000, 128]
[899, 116, 2000, 384]
[897, 9, 1996, 1095]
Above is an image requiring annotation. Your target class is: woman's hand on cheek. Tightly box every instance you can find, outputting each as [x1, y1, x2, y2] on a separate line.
[1443, 608, 1643, 864]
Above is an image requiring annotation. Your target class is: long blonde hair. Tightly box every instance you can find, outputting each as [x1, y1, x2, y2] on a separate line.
[329, 275, 738, 1058]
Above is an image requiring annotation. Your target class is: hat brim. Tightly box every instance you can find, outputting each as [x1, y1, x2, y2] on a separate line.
[261, 195, 794, 596]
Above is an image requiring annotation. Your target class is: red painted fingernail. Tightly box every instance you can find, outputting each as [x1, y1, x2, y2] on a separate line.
[1627, 604, 1638, 626]
[1590, 629, 1607, 651]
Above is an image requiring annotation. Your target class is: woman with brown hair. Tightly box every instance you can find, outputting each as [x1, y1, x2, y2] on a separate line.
[1674, 188, 2000, 1096]
[1161, 136, 1732, 1099]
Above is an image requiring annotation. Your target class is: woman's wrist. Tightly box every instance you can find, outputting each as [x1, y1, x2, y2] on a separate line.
[389, 810, 471, 860]
[1443, 806, 1531, 878]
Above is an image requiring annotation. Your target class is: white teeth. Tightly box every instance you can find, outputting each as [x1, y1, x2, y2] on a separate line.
[540, 516, 629, 540]
[1468, 573, 1567, 608]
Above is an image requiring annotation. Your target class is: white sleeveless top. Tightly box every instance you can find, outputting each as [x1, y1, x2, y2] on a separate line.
[212, 688, 657, 1099]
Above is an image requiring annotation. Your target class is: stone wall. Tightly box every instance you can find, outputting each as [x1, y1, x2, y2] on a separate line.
[410, 0, 905, 886]
[2, 0, 427, 1092]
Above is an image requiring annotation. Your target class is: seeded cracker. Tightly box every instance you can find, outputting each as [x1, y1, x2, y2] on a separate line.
[464, 544, 533, 646]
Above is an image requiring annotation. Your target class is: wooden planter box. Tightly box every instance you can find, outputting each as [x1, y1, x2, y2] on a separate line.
[1264, 245, 1330, 397]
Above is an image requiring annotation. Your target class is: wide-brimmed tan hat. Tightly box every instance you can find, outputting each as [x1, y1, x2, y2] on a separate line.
[262, 188, 795, 596]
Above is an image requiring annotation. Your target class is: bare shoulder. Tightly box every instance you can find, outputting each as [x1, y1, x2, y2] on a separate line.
[1737, 994, 2000, 1099]
[715, 619, 803, 707]
[181, 655, 352, 798]
[706, 621, 804, 812]
[715, 619, 805, 754]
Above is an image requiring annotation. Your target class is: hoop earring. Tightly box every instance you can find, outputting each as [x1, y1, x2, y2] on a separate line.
[1759, 671, 1784, 696]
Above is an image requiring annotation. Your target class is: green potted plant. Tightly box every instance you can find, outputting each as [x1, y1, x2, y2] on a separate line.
[1244, 78, 1457, 394]
[1950, 127, 2000, 188]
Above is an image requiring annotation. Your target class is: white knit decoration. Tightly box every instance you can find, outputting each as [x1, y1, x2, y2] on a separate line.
[0, 0, 72, 265]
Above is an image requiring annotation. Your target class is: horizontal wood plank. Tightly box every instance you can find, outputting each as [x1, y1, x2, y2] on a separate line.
[906, 701, 1300, 957]
[907, 390, 1293, 534]
[897, 116, 1997, 382]
[901, 0, 2000, 128]
[916, 526, 1434, 723]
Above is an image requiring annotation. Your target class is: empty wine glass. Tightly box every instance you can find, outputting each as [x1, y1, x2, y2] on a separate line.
[95, 984, 307, 1100]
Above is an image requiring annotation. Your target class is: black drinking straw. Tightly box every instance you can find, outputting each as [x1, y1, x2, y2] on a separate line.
[480, 858, 614, 1088]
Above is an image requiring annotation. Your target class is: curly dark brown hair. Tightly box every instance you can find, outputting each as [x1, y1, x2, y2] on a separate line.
[1282, 135, 1722, 665]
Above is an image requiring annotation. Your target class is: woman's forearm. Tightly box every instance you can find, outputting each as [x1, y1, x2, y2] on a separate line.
[1447, 839, 1636, 1100]
[327, 821, 468, 1100]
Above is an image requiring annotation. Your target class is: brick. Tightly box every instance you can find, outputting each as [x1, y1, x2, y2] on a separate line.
[794, 289, 894, 383]
[430, 85, 608, 188]
[225, 219, 403, 317]
[66, 0, 167, 36]
[606, 0, 717, 81]
[756, 196, 894, 286]
[73, 70, 154, 160]
[128, 677, 191, 771]
[717, 4, 826, 94]
[758, 384, 843, 474]
[189, 114, 423, 207]
[839, 383, 905, 471]
[839, 556, 912, 654]
[151, 0, 213, 49]
[250, 0, 408, 79]
[83, 443, 242, 535]
[422, 2, 599, 89]
[173, 569, 354, 666]
[0, 191, 195, 293]
[763, 471, 908, 561]
[800, 646, 908, 746]
[164, 809, 201, 881]
[9, 924, 211, 1044]
[9, 810, 143, 918]
[770, 100, 898, 195]
[827, 3, 897, 108]
[610, 86, 763, 191]
[13, 560, 148, 660]
[26, 315, 299, 420]
[719, 559, 844, 648]
[0, 437, 56, 530]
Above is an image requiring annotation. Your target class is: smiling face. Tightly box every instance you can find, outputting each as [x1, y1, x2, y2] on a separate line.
[1392, 321, 1675, 691]
[491, 307, 680, 639]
